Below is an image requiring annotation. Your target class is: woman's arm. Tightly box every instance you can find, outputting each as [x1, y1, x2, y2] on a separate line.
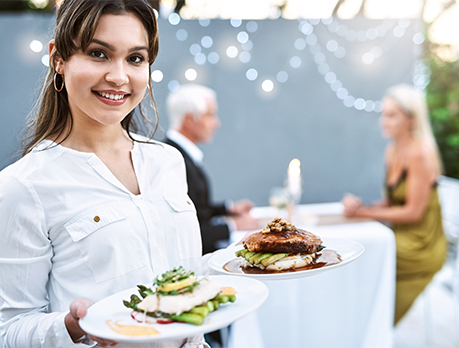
[347, 145, 433, 223]
[0, 175, 116, 347]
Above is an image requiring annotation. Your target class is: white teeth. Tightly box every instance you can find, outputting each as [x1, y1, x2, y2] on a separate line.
[97, 91, 126, 100]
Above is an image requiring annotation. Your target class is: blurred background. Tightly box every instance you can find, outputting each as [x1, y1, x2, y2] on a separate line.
[1, 1, 459, 347]
[0, 0, 458, 207]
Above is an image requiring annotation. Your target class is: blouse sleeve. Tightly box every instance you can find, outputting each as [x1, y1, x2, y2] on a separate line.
[0, 175, 88, 347]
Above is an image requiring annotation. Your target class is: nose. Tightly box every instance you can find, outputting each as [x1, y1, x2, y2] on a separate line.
[105, 60, 129, 86]
[214, 115, 221, 129]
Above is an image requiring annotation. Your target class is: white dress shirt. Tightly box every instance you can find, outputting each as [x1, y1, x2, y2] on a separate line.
[0, 137, 208, 348]
[166, 129, 203, 165]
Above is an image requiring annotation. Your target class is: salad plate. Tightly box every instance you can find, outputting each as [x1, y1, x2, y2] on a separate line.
[208, 237, 364, 281]
[79, 275, 268, 342]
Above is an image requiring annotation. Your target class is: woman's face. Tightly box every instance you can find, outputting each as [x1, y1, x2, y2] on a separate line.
[380, 97, 413, 139]
[56, 13, 150, 128]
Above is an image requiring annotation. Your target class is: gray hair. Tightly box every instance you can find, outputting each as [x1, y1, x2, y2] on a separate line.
[166, 84, 217, 130]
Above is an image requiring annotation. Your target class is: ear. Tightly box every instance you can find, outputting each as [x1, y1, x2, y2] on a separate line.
[49, 39, 64, 74]
[182, 113, 196, 128]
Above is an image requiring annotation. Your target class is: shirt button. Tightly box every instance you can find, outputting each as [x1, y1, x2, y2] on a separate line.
[187, 201, 191, 205]
[94, 216, 100, 222]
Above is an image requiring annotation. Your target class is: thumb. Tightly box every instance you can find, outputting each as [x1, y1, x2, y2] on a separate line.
[70, 298, 94, 320]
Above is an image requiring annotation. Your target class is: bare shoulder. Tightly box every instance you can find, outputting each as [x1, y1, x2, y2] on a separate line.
[406, 140, 437, 178]
[407, 140, 429, 161]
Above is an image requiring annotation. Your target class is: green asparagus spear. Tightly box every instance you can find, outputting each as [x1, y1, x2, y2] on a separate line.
[244, 251, 256, 261]
[235, 249, 248, 257]
[189, 306, 210, 317]
[252, 252, 273, 265]
[261, 253, 288, 267]
[206, 300, 215, 312]
[228, 295, 236, 303]
[170, 313, 204, 325]
[215, 295, 229, 303]
[248, 252, 264, 264]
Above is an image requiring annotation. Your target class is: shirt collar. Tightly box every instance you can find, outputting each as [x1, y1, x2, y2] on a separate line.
[166, 129, 204, 164]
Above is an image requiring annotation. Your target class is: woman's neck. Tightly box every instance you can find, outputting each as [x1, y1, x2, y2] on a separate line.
[50, 122, 132, 154]
[393, 133, 414, 151]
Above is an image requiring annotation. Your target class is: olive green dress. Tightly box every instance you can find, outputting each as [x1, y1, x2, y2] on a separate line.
[386, 170, 448, 324]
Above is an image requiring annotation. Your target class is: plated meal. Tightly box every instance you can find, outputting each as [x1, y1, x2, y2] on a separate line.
[237, 217, 329, 272]
[122, 266, 236, 326]
[208, 218, 365, 281]
[79, 273, 268, 342]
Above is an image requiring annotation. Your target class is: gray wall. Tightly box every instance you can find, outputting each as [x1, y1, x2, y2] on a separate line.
[0, 14, 423, 205]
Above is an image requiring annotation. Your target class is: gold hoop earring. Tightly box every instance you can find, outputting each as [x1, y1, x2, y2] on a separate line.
[143, 84, 150, 99]
[54, 72, 65, 92]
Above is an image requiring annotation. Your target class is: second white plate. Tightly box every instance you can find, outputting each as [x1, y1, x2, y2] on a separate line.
[208, 237, 364, 281]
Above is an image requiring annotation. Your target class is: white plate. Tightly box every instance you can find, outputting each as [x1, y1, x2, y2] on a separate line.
[79, 275, 268, 343]
[208, 237, 364, 281]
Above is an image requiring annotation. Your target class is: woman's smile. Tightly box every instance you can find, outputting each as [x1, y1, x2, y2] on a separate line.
[59, 13, 150, 127]
[93, 89, 131, 106]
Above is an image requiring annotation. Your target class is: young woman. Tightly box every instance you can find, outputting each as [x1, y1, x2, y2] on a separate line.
[0, 1, 207, 347]
[342, 84, 447, 324]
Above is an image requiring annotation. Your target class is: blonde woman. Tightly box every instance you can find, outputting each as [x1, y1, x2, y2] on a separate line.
[0, 0, 207, 347]
[343, 84, 447, 324]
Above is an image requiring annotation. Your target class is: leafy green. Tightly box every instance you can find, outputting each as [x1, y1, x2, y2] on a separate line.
[153, 266, 195, 287]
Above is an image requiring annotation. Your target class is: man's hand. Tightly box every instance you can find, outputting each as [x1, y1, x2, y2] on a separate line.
[229, 199, 254, 215]
[232, 212, 260, 231]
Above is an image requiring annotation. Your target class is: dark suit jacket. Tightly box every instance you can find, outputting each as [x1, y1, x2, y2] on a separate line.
[164, 138, 230, 254]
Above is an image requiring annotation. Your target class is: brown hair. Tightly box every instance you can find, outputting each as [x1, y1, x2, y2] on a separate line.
[22, 0, 159, 155]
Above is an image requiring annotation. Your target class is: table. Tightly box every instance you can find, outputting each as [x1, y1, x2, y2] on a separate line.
[227, 202, 396, 348]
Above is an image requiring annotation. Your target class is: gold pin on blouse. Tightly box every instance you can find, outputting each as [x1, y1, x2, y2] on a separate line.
[187, 201, 191, 205]
[94, 216, 100, 222]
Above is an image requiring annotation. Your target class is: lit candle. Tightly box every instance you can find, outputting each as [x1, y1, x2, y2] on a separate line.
[287, 158, 301, 202]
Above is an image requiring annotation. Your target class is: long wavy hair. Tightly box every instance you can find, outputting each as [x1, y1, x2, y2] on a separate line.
[384, 84, 443, 176]
[22, 0, 159, 155]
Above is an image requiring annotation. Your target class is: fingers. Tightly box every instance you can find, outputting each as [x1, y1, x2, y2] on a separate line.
[88, 334, 119, 347]
[342, 194, 362, 217]
[67, 298, 119, 347]
[232, 199, 255, 214]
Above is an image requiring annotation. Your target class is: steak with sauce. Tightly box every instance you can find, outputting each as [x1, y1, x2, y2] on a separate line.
[243, 228, 322, 254]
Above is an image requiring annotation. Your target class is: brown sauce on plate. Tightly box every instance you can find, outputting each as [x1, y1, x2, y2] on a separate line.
[223, 249, 341, 275]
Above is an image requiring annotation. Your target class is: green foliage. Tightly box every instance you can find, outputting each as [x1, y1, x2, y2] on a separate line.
[425, 56, 459, 179]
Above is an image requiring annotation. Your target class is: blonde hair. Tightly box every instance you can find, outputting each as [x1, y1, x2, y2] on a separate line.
[384, 84, 443, 176]
[22, 0, 159, 155]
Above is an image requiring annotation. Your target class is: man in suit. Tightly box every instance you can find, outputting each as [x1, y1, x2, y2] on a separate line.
[164, 84, 259, 255]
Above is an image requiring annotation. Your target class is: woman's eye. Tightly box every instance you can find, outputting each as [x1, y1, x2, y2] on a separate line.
[90, 50, 106, 59]
[129, 55, 145, 64]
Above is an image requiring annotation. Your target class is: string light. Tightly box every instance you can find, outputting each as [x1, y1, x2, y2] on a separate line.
[41, 54, 49, 67]
[185, 68, 197, 81]
[158, 14, 419, 112]
[168, 13, 180, 25]
[151, 70, 164, 82]
[29, 40, 43, 53]
[262, 79, 274, 92]
[176, 29, 188, 41]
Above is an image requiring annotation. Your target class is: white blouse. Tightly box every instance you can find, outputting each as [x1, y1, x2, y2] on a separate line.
[0, 138, 206, 348]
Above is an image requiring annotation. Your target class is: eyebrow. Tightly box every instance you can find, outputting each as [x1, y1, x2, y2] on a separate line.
[90, 39, 148, 53]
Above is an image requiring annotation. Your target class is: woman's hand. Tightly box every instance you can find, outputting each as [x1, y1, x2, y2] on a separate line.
[65, 297, 119, 347]
[342, 194, 363, 217]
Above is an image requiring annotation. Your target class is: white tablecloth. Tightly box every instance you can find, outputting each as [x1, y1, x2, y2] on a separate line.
[227, 203, 396, 348]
